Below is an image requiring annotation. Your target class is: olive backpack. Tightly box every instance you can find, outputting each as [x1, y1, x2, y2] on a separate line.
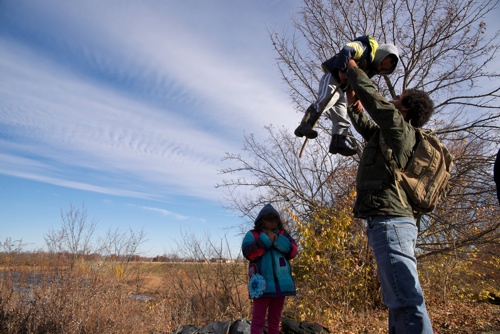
[380, 128, 454, 219]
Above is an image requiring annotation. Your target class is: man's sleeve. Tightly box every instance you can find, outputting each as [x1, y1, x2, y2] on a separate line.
[347, 106, 378, 141]
[346, 67, 405, 134]
[346, 66, 413, 162]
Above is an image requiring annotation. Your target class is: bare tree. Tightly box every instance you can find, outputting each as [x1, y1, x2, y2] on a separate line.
[98, 227, 146, 260]
[0, 237, 26, 254]
[44, 204, 97, 262]
[218, 0, 500, 257]
[273, 0, 500, 110]
[44, 204, 147, 274]
[169, 232, 248, 321]
[96, 226, 147, 277]
[219, 126, 357, 224]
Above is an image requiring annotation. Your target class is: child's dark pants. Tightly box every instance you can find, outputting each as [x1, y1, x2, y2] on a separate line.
[250, 297, 286, 334]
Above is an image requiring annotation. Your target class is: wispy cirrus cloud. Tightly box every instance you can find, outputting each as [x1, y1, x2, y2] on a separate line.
[138, 206, 191, 221]
[0, 0, 297, 206]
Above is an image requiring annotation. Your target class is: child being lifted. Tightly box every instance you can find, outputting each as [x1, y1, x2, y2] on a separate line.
[294, 35, 399, 156]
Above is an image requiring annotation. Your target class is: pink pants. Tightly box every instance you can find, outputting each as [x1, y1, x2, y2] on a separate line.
[250, 297, 286, 334]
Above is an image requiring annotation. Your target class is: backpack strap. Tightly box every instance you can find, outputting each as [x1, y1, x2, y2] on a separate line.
[379, 131, 427, 230]
[379, 132, 408, 209]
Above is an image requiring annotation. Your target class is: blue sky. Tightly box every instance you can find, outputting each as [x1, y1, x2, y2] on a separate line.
[0, 0, 302, 257]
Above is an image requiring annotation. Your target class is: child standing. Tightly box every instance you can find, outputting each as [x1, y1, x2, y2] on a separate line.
[294, 35, 399, 156]
[242, 204, 298, 334]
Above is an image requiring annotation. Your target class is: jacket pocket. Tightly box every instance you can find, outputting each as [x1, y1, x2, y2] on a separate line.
[357, 188, 389, 211]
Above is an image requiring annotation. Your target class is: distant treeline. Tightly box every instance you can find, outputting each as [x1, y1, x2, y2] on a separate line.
[0, 250, 240, 264]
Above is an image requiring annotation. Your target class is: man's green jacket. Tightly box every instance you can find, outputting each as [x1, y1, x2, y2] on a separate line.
[346, 67, 415, 219]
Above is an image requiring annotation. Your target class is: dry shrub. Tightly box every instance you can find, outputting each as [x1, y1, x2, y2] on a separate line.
[0, 250, 250, 333]
[156, 261, 251, 326]
[419, 244, 500, 305]
[286, 199, 382, 327]
[0, 270, 149, 333]
[1, 233, 499, 333]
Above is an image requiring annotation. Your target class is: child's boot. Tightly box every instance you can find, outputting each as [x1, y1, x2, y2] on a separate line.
[294, 105, 321, 139]
[329, 134, 357, 156]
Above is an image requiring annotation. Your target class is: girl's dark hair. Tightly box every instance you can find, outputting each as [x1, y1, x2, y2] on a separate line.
[255, 213, 284, 229]
[401, 88, 434, 128]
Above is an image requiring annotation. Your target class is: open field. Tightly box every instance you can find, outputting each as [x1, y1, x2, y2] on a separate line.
[0, 253, 499, 333]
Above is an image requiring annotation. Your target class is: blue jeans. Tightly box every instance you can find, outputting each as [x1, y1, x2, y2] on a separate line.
[366, 216, 433, 334]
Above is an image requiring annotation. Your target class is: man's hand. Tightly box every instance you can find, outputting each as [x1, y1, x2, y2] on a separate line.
[339, 70, 348, 86]
[345, 66, 363, 114]
[346, 88, 363, 114]
[351, 100, 364, 114]
[347, 59, 358, 69]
